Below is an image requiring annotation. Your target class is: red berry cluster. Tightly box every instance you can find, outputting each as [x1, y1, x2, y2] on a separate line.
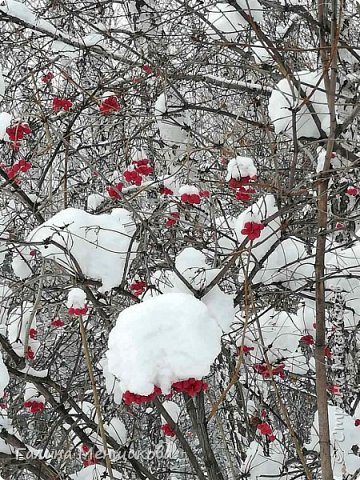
[52, 97, 72, 112]
[123, 386, 162, 405]
[171, 378, 208, 397]
[129, 281, 146, 296]
[229, 175, 257, 202]
[166, 211, 179, 227]
[257, 422, 275, 442]
[106, 182, 124, 200]
[142, 64, 161, 77]
[253, 363, 285, 379]
[300, 334, 314, 346]
[160, 186, 173, 196]
[241, 221, 264, 240]
[161, 423, 176, 437]
[41, 72, 54, 83]
[237, 344, 254, 355]
[346, 186, 358, 196]
[29, 328, 37, 339]
[25, 346, 35, 361]
[123, 159, 153, 186]
[23, 400, 45, 414]
[2, 159, 32, 182]
[51, 318, 65, 327]
[83, 456, 98, 467]
[327, 384, 341, 395]
[6, 123, 32, 151]
[181, 191, 209, 205]
[99, 95, 121, 113]
[68, 306, 88, 316]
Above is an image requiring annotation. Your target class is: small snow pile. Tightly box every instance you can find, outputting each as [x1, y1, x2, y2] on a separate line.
[207, 2, 263, 41]
[226, 156, 257, 185]
[70, 465, 122, 480]
[66, 288, 87, 316]
[241, 440, 285, 480]
[23, 384, 45, 414]
[268, 70, 331, 138]
[306, 405, 359, 479]
[105, 417, 127, 445]
[107, 293, 222, 398]
[100, 357, 123, 405]
[154, 92, 191, 158]
[0, 113, 12, 140]
[7, 302, 40, 360]
[0, 66, 5, 98]
[25, 208, 136, 293]
[179, 185, 201, 205]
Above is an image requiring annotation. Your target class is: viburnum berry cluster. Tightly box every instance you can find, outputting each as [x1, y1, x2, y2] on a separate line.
[50, 318, 65, 327]
[161, 424, 176, 437]
[241, 221, 265, 240]
[346, 186, 358, 196]
[160, 186, 173, 196]
[172, 378, 208, 396]
[129, 280, 147, 296]
[106, 182, 124, 200]
[300, 334, 314, 346]
[123, 159, 153, 186]
[52, 97, 72, 112]
[23, 400, 45, 414]
[253, 363, 285, 379]
[41, 72, 54, 83]
[25, 346, 35, 361]
[68, 306, 88, 316]
[257, 422, 276, 442]
[123, 378, 208, 405]
[5, 123, 32, 151]
[179, 185, 209, 205]
[99, 95, 121, 113]
[1, 159, 32, 182]
[166, 211, 179, 227]
[123, 386, 162, 406]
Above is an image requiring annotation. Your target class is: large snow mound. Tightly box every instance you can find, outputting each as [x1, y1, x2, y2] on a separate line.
[268, 70, 331, 138]
[107, 293, 222, 395]
[25, 208, 136, 293]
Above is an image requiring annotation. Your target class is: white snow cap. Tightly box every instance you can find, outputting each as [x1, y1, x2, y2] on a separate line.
[226, 156, 257, 181]
[179, 185, 200, 196]
[26, 208, 136, 293]
[66, 288, 86, 308]
[161, 400, 180, 424]
[207, 2, 263, 41]
[107, 293, 222, 396]
[0, 113, 12, 140]
[268, 70, 331, 138]
[24, 383, 45, 404]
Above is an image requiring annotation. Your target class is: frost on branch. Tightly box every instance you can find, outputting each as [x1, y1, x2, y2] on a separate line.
[268, 70, 331, 138]
[25, 208, 136, 293]
[107, 293, 222, 397]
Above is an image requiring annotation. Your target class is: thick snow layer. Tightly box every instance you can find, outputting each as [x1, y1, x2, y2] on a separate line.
[26, 208, 136, 293]
[252, 237, 314, 290]
[100, 357, 123, 405]
[207, 2, 263, 41]
[107, 293, 222, 395]
[105, 417, 127, 445]
[306, 405, 360, 478]
[87, 193, 105, 211]
[0, 0, 56, 33]
[70, 465, 122, 480]
[226, 156, 257, 181]
[147, 247, 235, 332]
[154, 92, 191, 157]
[0, 113, 12, 139]
[268, 71, 331, 138]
